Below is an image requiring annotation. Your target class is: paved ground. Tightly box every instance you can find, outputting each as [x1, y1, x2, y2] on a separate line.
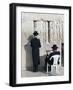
[21, 66, 64, 77]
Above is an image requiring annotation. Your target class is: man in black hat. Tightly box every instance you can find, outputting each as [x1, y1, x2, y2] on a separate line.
[44, 44, 60, 72]
[30, 31, 41, 72]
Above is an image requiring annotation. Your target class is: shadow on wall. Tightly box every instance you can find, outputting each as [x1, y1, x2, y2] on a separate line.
[24, 35, 33, 70]
[40, 55, 46, 67]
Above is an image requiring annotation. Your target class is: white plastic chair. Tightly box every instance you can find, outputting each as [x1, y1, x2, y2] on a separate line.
[46, 55, 60, 73]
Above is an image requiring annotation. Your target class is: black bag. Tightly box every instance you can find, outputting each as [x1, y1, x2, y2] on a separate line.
[48, 57, 54, 65]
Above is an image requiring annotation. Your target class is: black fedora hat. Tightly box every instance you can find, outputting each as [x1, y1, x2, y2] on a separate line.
[33, 31, 39, 36]
[51, 44, 58, 50]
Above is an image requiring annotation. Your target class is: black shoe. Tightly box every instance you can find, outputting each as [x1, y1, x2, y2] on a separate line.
[33, 68, 38, 72]
[33, 70, 38, 72]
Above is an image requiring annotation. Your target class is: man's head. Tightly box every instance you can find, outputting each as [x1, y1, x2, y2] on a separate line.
[33, 31, 39, 37]
[51, 44, 58, 51]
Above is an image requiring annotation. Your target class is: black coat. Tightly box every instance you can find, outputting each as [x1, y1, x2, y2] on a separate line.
[31, 37, 41, 66]
[45, 51, 60, 65]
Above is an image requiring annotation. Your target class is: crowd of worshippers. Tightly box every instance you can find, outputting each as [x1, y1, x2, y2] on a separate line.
[30, 31, 60, 72]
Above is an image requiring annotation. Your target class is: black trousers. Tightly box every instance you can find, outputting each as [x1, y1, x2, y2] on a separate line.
[44, 59, 51, 71]
[33, 65, 38, 72]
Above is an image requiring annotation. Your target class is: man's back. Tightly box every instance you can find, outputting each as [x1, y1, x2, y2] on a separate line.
[31, 38, 41, 49]
[48, 51, 60, 65]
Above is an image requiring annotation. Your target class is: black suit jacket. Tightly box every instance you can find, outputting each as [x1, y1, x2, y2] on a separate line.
[31, 37, 41, 65]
